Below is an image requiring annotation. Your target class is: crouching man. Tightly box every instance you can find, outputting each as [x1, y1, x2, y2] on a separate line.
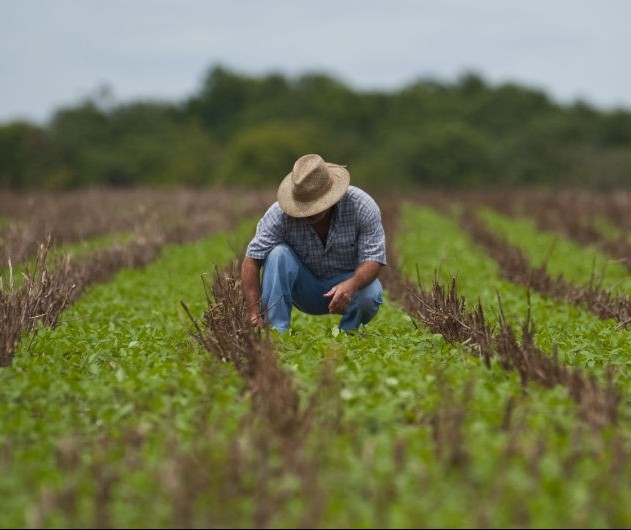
[241, 153, 387, 332]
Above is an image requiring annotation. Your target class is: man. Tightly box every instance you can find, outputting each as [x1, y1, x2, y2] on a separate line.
[241, 153, 386, 332]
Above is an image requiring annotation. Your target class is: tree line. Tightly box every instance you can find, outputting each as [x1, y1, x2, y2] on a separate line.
[1, 65, 630, 190]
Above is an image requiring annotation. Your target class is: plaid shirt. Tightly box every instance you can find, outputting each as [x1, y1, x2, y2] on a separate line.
[246, 186, 387, 278]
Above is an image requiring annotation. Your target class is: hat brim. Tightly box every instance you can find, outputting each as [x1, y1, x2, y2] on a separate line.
[277, 163, 350, 218]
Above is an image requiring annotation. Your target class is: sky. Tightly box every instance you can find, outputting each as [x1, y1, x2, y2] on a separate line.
[2, 0, 631, 124]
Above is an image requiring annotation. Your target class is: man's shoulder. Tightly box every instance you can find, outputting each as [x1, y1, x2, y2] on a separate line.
[345, 186, 379, 210]
[258, 202, 287, 230]
[262, 201, 285, 218]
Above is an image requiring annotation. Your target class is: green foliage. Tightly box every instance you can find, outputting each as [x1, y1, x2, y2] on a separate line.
[0, 230, 246, 527]
[268, 302, 631, 528]
[45, 101, 219, 187]
[1, 201, 631, 526]
[0, 121, 56, 188]
[477, 207, 631, 294]
[466, 80, 555, 134]
[397, 203, 631, 387]
[214, 120, 325, 187]
[2, 65, 631, 190]
[368, 121, 496, 188]
[188, 65, 257, 140]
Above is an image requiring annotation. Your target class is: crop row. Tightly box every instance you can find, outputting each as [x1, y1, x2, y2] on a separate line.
[0, 189, 272, 365]
[0, 188, 630, 527]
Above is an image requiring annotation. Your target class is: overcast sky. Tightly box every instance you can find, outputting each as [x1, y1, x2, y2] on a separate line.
[2, 0, 631, 124]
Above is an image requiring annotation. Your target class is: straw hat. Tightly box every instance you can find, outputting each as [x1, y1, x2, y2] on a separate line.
[277, 154, 350, 218]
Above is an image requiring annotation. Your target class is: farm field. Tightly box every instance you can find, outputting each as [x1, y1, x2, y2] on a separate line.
[1, 186, 631, 528]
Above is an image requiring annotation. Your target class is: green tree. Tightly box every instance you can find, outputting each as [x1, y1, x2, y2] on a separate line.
[186, 65, 255, 140]
[2, 64, 631, 189]
[215, 121, 325, 187]
[0, 122, 56, 188]
[366, 121, 496, 188]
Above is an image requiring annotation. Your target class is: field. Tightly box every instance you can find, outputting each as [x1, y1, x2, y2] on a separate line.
[1, 186, 631, 528]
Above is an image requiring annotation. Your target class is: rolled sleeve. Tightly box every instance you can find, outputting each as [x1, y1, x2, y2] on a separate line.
[357, 202, 387, 265]
[245, 203, 285, 261]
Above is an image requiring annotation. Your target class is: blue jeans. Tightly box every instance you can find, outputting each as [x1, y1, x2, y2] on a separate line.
[261, 244, 383, 332]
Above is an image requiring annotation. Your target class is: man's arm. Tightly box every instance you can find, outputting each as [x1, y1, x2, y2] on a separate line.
[241, 256, 264, 326]
[324, 260, 382, 314]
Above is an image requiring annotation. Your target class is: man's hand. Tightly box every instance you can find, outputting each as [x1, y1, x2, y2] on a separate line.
[324, 279, 358, 314]
[324, 262, 382, 315]
[248, 309, 263, 327]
